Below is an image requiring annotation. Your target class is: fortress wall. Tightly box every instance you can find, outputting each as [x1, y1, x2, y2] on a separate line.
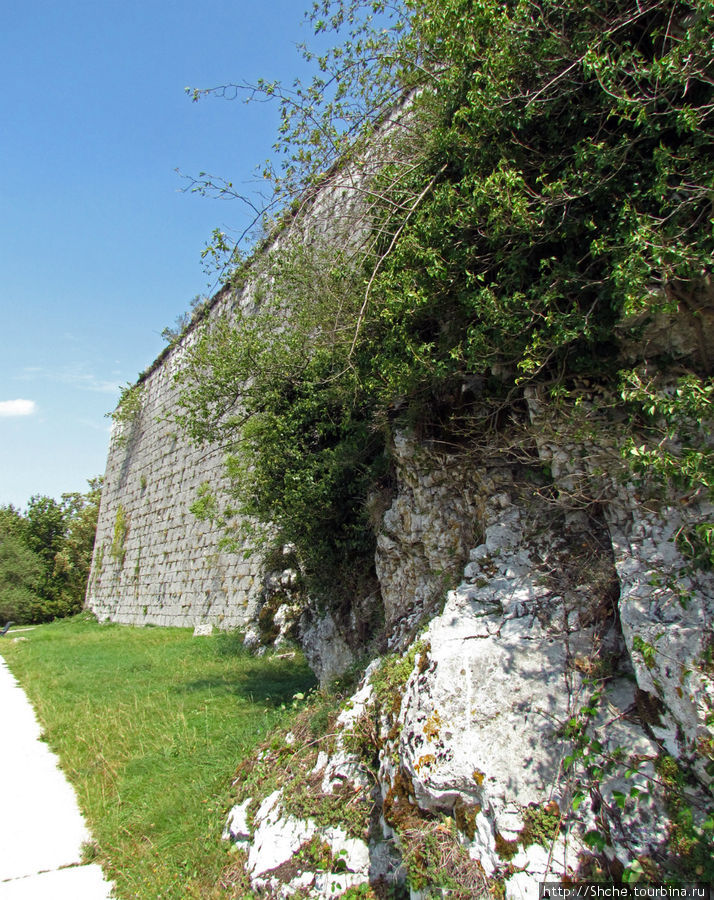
[86, 111, 405, 629]
[86, 289, 266, 629]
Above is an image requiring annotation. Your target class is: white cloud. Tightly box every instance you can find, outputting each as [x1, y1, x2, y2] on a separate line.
[60, 372, 121, 394]
[0, 399, 37, 417]
[16, 366, 120, 394]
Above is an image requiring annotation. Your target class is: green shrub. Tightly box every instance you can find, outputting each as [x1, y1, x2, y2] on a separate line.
[176, 0, 714, 613]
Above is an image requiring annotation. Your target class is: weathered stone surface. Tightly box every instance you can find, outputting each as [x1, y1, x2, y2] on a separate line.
[382, 489, 596, 887]
[376, 433, 481, 648]
[527, 388, 714, 782]
[224, 405, 712, 895]
[300, 609, 356, 686]
[248, 791, 315, 880]
[605, 493, 714, 770]
[244, 790, 372, 897]
[222, 797, 252, 843]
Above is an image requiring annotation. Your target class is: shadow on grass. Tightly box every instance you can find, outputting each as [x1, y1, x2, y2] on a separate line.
[212, 630, 252, 658]
[175, 655, 317, 706]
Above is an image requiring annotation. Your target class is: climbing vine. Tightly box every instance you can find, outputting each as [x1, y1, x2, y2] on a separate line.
[111, 504, 128, 567]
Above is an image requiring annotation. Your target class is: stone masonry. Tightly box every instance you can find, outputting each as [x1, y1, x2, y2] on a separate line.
[86, 289, 265, 629]
[84, 116, 398, 628]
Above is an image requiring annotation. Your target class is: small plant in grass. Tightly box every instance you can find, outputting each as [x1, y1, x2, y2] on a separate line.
[343, 707, 380, 770]
[80, 840, 100, 862]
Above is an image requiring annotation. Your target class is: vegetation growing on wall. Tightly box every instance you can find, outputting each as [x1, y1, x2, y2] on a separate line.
[111, 504, 129, 568]
[0, 479, 102, 624]
[109, 382, 145, 446]
[175, 0, 713, 600]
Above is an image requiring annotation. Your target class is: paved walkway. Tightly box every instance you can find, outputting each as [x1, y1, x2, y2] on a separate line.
[0, 650, 114, 899]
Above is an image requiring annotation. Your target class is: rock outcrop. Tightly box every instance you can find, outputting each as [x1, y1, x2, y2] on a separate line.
[223, 423, 714, 897]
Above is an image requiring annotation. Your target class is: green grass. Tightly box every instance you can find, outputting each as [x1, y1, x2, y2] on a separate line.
[0, 613, 316, 899]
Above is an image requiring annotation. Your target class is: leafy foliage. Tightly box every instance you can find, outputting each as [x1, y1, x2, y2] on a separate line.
[176, 0, 714, 598]
[108, 382, 145, 447]
[0, 530, 45, 624]
[174, 243, 390, 596]
[0, 479, 101, 624]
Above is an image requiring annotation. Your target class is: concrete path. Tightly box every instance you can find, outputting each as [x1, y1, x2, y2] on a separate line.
[0, 653, 114, 899]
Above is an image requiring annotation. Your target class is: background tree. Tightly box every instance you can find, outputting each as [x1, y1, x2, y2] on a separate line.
[52, 478, 103, 614]
[0, 478, 102, 624]
[0, 531, 44, 624]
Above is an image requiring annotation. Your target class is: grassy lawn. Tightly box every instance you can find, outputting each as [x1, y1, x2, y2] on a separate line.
[0, 614, 316, 899]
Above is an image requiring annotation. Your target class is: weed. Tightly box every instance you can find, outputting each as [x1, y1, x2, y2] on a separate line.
[109, 382, 144, 447]
[520, 804, 560, 848]
[655, 754, 714, 881]
[342, 707, 380, 768]
[80, 840, 100, 862]
[397, 816, 489, 898]
[372, 641, 424, 717]
[453, 798, 480, 842]
[94, 544, 105, 577]
[296, 835, 334, 872]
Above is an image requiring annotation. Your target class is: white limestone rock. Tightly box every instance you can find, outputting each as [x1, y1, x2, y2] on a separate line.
[398, 504, 585, 828]
[223, 797, 252, 843]
[605, 494, 714, 767]
[300, 610, 355, 685]
[242, 786, 373, 897]
[378, 472, 682, 880]
[375, 433, 481, 644]
[242, 624, 261, 650]
[248, 791, 316, 880]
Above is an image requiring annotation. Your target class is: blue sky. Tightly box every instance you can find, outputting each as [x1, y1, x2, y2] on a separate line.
[0, 0, 319, 509]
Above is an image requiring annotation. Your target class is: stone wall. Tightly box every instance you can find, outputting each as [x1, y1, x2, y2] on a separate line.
[84, 119, 397, 628]
[86, 289, 266, 629]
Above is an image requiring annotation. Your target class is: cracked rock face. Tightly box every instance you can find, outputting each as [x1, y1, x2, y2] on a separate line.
[243, 791, 372, 897]
[375, 433, 482, 649]
[300, 609, 356, 686]
[605, 492, 714, 771]
[372, 435, 713, 893]
[389, 486, 622, 887]
[226, 430, 714, 898]
[393, 556, 665, 890]
[527, 390, 714, 779]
